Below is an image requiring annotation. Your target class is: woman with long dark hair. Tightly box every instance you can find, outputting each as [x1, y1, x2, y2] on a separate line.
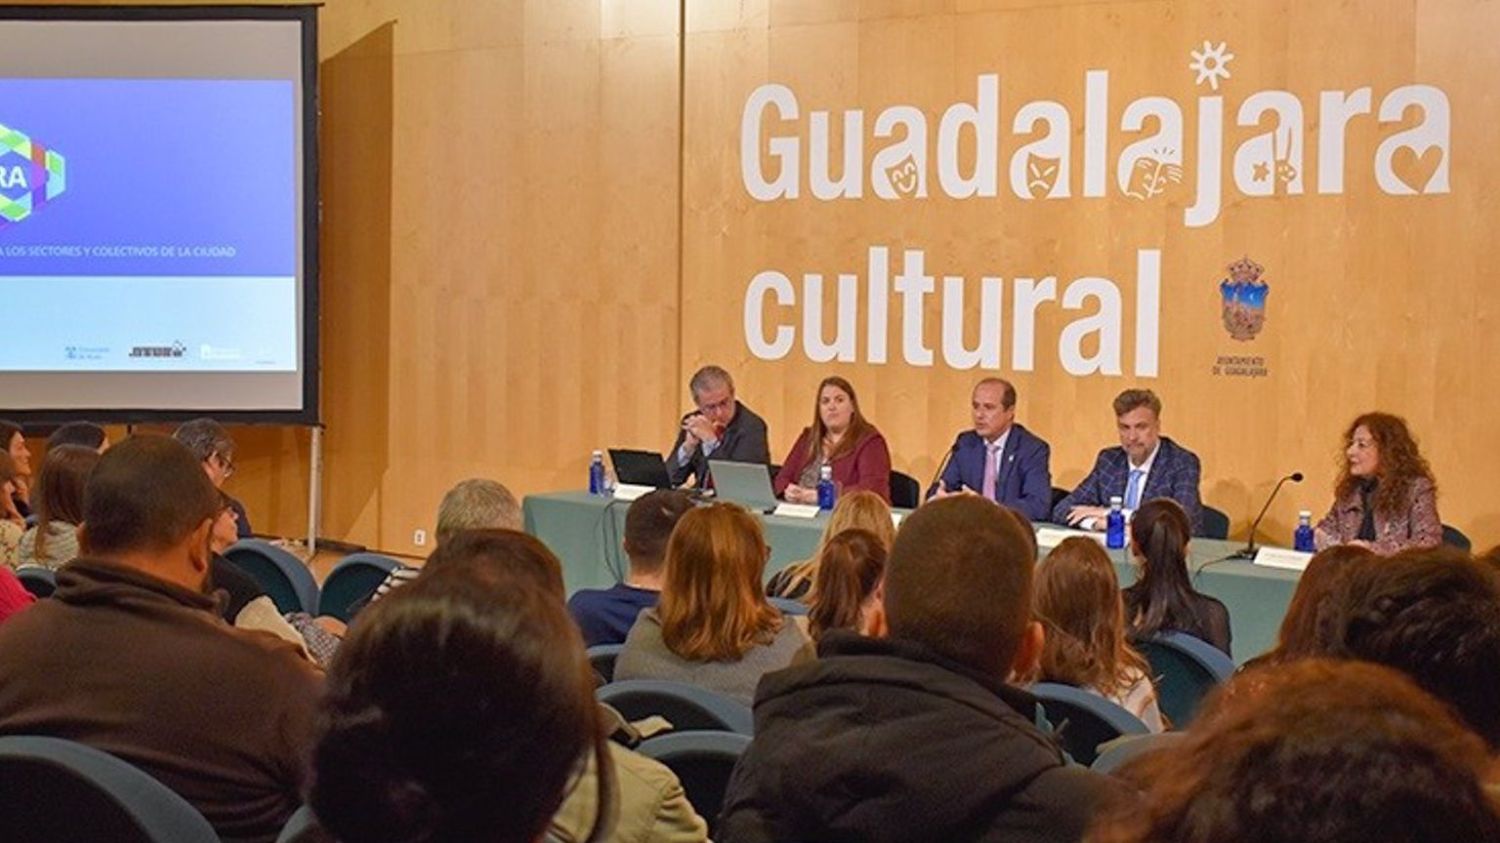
[1123, 498, 1231, 655]
[806, 528, 888, 641]
[773, 377, 892, 504]
[17, 444, 99, 568]
[1315, 412, 1441, 555]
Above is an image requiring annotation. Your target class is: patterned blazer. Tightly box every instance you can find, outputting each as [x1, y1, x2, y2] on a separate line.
[1051, 437, 1204, 535]
[1313, 476, 1441, 556]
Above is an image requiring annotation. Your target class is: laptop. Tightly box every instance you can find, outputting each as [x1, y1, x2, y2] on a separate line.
[708, 459, 779, 511]
[608, 449, 673, 489]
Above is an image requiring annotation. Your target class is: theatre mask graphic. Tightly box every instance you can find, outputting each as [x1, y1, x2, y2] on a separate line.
[1219, 256, 1269, 341]
[0, 122, 66, 226]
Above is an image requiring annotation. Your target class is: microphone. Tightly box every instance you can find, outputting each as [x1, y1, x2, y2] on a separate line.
[926, 441, 961, 500]
[1232, 472, 1304, 560]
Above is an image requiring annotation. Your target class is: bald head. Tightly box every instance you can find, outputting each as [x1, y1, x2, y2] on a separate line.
[885, 496, 1036, 677]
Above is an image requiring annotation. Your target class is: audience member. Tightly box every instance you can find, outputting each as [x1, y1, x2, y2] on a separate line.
[1315, 412, 1441, 554]
[929, 378, 1053, 521]
[1053, 389, 1204, 535]
[1123, 498, 1231, 655]
[806, 528, 887, 641]
[0, 435, 321, 842]
[0, 420, 32, 518]
[720, 496, 1109, 843]
[616, 503, 812, 706]
[0, 452, 23, 568]
[1033, 537, 1164, 731]
[1325, 547, 1500, 749]
[667, 365, 771, 488]
[174, 417, 253, 538]
[1086, 660, 1500, 843]
[766, 489, 895, 599]
[16, 444, 98, 569]
[1245, 544, 1375, 669]
[568, 489, 695, 647]
[308, 529, 707, 843]
[365, 477, 524, 607]
[773, 376, 893, 503]
[0, 566, 32, 625]
[49, 421, 109, 453]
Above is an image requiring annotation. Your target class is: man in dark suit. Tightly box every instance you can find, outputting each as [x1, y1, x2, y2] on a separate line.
[928, 378, 1052, 522]
[1052, 388, 1204, 534]
[667, 365, 771, 488]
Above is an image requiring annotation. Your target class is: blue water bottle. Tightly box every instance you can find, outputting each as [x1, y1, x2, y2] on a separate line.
[1294, 510, 1315, 552]
[1106, 495, 1126, 549]
[588, 450, 606, 495]
[817, 465, 837, 511]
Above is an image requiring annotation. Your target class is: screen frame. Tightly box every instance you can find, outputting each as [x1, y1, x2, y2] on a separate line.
[0, 4, 320, 426]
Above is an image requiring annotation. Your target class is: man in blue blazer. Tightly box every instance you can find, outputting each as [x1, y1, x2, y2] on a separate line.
[1052, 388, 1204, 535]
[927, 378, 1053, 522]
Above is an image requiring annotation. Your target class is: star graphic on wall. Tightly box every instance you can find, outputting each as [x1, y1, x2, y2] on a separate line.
[1189, 40, 1235, 91]
[1252, 161, 1270, 182]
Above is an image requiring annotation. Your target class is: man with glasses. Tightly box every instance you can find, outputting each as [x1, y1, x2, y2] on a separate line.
[173, 418, 253, 539]
[667, 365, 770, 488]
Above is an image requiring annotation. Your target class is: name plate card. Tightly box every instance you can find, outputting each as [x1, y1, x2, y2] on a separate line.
[772, 502, 822, 519]
[1252, 547, 1314, 572]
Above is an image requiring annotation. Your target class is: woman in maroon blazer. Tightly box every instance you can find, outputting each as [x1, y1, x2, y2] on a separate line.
[773, 377, 892, 504]
[1314, 412, 1441, 556]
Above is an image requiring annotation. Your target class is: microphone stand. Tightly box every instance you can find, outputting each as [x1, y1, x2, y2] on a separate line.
[1231, 472, 1303, 560]
[925, 442, 960, 500]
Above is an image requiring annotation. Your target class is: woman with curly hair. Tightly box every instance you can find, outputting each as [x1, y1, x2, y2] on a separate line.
[1314, 412, 1441, 555]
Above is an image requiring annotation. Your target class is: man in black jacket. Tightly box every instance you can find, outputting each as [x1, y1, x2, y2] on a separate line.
[666, 365, 770, 488]
[719, 496, 1111, 843]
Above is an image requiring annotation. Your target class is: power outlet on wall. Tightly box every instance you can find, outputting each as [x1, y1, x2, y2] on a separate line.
[413, 529, 427, 547]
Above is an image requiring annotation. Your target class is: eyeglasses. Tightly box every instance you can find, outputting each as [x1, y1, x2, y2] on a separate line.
[698, 395, 735, 415]
[212, 452, 235, 479]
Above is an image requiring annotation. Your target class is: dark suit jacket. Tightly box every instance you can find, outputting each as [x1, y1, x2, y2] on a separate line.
[1051, 437, 1204, 535]
[667, 400, 770, 487]
[928, 425, 1052, 522]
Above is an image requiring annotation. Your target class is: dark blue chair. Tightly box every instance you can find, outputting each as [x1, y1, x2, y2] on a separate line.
[1442, 523, 1472, 552]
[0, 735, 219, 842]
[1135, 631, 1234, 726]
[15, 566, 56, 599]
[597, 679, 754, 736]
[587, 643, 624, 684]
[276, 804, 316, 843]
[223, 540, 319, 615]
[768, 596, 808, 616]
[889, 471, 921, 509]
[637, 730, 751, 838]
[318, 553, 405, 623]
[1091, 732, 1187, 775]
[1031, 682, 1149, 766]
[1201, 505, 1230, 540]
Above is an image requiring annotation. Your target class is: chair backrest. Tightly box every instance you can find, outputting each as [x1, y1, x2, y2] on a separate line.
[596, 679, 754, 736]
[889, 471, 921, 509]
[1091, 732, 1188, 775]
[16, 566, 56, 599]
[1031, 682, 1149, 766]
[1442, 523, 1472, 552]
[224, 540, 320, 615]
[1135, 631, 1235, 726]
[1200, 505, 1230, 540]
[319, 553, 406, 622]
[276, 804, 316, 843]
[767, 596, 808, 616]
[0, 736, 219, 843]
[636, 730, 751, 838]
[588, 643, 624, 684]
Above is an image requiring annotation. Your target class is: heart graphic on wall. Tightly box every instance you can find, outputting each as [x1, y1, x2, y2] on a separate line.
[1391, 145, 1443, 193]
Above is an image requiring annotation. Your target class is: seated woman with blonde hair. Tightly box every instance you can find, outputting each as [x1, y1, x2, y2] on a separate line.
[1032, 536, 1165, 731]
[616, 503, 812, 706]
[766, 489, 895, 600]
[807, 528, 887, 642]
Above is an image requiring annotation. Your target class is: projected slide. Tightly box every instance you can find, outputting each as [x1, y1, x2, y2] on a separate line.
[0, 77, 298, 372]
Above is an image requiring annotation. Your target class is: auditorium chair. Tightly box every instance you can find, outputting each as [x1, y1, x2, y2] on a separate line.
[637, 730, 751, 838]
[223, 539, 320, 615]
[889, 471, 921, 508]
[1442, 524, 1472, 552]
[276, 804, 314, 843]
[317, 552, 405, 623]
[1031, 682, 1149, 766]
[0, 736, 219, 842]
[15, 566, 55, 599]
[587, 643, 624, 684]
[1200, 505, 1230, 540]
[1050, 486, 1069, 516]
[1134, 631, 1234, 726]
[1090, 732, 1187, 775]
[596, 679, 754, 736]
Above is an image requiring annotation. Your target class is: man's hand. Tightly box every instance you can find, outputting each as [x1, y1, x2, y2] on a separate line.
[1067, 505, 1110, 530]
[683, 414, 717, 447]
[928, 481, 977, 502]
